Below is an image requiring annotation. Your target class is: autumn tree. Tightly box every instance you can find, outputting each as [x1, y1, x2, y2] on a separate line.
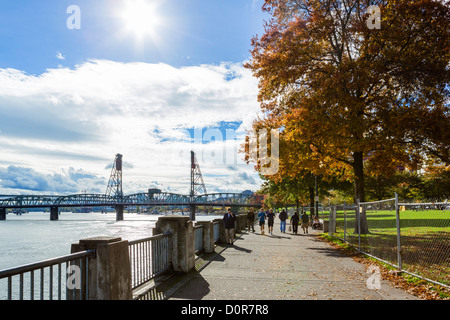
[245, 0, 450, 232]
[259, 172, 321, 212]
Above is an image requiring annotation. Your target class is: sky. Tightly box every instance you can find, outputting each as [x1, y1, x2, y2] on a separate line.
[0, 0, 270, 196]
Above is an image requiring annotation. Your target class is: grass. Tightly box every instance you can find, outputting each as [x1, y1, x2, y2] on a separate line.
[324, 208, 450, 288]
[318, 233, 450, 300]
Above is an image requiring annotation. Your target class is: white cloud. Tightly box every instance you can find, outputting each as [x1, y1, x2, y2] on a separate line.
[56, 52, 65, 60]
[0, 59, 262, 195]
[0, 166, 106, 195]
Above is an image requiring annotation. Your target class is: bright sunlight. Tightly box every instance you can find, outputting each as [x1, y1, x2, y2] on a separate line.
[120, 0, 161, 40]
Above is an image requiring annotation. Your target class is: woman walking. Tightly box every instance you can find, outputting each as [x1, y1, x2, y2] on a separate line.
[301, 210, 309, 234]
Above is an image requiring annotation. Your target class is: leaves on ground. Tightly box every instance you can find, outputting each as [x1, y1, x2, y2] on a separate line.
[319, 235, 450, 300]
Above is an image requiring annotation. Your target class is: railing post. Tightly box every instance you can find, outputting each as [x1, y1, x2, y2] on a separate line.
[71, 237, 132, 300]
[395, 193, 403, 271]
[239, 213, 248, 231]
[198, 221, 215, 253]
[217, 216, 227, 244]
[0, 208, 6, 220]
[154, 216, 195, 273]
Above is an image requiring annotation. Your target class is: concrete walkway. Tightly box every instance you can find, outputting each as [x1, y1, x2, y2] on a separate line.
[155, 220, 418, 300]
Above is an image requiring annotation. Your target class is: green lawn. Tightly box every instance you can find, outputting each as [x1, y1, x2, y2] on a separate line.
[330, 208, 450, 286]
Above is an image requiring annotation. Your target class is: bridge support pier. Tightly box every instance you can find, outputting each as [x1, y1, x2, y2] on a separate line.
[50, 206, 59, 221]
[0, 208, 6, 221]
[189, 204, 196, 221]
[115, 205, 124, 221]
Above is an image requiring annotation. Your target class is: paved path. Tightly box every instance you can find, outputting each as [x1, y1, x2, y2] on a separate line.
[158, 220, 418, 300]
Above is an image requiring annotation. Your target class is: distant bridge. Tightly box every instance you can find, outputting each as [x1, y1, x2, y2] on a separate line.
[0, 152, 263, 221]
[0, 192, 260, 209]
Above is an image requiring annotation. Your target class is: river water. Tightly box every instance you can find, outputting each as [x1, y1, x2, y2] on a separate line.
[0, 211, 222, 270]
[0, 211, 162, 271]
[0, 211, 223, 300]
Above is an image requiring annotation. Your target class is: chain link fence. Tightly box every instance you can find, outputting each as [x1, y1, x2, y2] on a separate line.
[327, 195, 450, 289]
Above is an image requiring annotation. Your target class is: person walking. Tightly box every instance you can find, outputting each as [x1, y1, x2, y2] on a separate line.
[267, 209, 275, 235]
[301, 210, 309, 234]
[223, 208, 236, 245]
[278, 209, 288, 233]
[257, 208, 266, 235]
[247, 208, 255, 232]
[291, 211, 300, 234]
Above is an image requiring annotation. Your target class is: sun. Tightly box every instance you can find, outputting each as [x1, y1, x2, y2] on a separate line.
[120, 0, 161, 40]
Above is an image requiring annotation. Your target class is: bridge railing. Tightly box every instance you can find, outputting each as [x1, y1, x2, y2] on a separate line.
[128, 233, 172, 290]
[0, 250, 95, 300]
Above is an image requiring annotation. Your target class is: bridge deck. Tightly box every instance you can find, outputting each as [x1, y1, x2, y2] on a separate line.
[0, 192, 262, 209]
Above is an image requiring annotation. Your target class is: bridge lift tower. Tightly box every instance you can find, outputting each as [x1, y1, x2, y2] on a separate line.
[190, 151, 207, 220]
[106, 153, 124, 220]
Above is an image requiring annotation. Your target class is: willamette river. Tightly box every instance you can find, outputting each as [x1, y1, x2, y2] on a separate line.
[0, 211, 221, 300]
[0, 211, 162, 271]
[0, 211, 221, 271]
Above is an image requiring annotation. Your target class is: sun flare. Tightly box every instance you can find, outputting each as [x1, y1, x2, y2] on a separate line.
[120, 0, 161, 39]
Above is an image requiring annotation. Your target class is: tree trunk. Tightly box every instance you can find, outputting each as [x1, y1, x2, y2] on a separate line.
[309, 186, 315, 216]
[353, 151, 369, 234]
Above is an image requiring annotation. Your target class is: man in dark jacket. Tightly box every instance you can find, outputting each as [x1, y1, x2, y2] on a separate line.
[278, 209, 288, 233]
[291, 211, 300, 234]
[223, 208, 236, 244]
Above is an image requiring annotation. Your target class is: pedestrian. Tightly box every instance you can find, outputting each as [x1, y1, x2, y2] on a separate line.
[267, 209, 275, 235]
[257, 207, 266, 235]
[312, 216, 320, 230]
[278, 209, 288, 233]
[291, 211, 299, 234]
[247, 208, 255, 232]
[223, 208, 236, 245]
[301, 210, 309, 234]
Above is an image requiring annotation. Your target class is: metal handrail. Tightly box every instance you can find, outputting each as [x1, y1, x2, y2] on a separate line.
[128, 233, 172, 289]
[0, 251, 95, 279]
[0, 250, 95, 300]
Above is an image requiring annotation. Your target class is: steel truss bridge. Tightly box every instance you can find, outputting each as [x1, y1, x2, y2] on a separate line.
[0, 152, 263, 221]
[0, 192, 261, 209]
